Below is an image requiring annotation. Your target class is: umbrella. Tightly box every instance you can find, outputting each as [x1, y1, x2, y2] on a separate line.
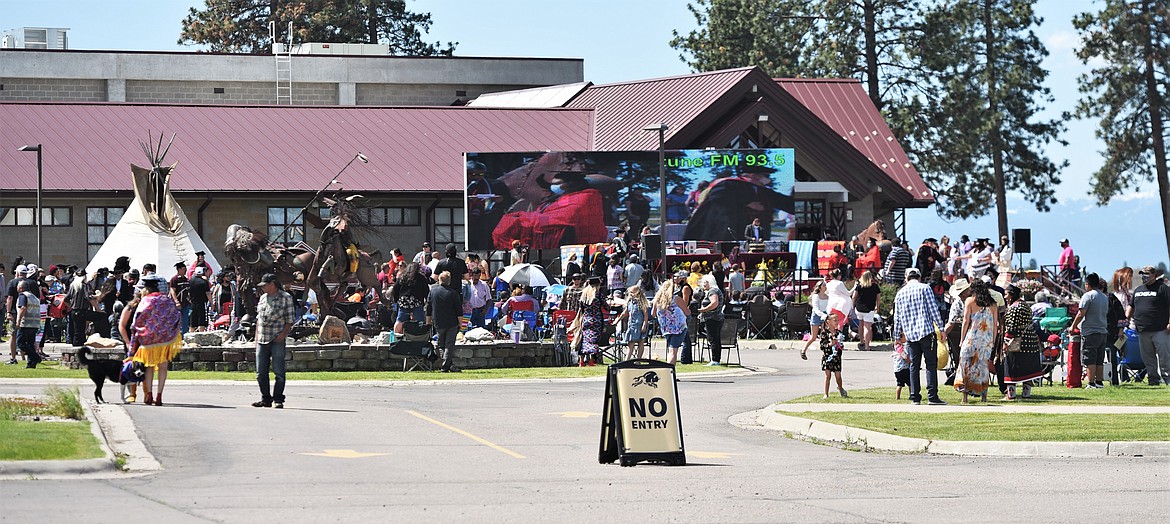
[500, 263, 554, 288]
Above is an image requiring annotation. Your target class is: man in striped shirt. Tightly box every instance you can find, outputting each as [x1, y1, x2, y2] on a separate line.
[892, 268, 946, 405]
[882, 238, 913, 285]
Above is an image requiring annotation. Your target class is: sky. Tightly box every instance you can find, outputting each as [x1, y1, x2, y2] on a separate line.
[2, 0, 1163, 274]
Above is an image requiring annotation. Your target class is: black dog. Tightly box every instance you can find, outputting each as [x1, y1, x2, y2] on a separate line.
[77, 347, 142, 403]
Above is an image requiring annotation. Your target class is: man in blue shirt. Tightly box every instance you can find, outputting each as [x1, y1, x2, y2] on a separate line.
[892, 268, 945, 405]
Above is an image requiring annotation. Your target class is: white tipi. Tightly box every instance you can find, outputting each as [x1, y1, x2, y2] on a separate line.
[86, 138, 220, 275]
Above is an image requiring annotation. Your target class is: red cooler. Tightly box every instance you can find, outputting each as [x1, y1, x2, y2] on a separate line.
[1066, 332, 1082, 388]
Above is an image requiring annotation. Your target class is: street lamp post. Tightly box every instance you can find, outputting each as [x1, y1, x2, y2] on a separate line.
[18, 144, 43, 266]
[641, 123, 669, 274]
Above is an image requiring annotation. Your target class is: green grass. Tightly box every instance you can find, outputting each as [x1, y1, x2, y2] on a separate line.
[777, 411, 1170, 441]
[784, 383, 1170, 406]
[0, 419, 105, 460]
[0, 388, 104, 461]
[0, 360, 723, 381]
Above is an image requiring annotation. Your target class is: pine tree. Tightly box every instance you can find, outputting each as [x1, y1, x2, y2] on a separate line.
[178, 0, 456, 55]
[912, 0, 1066, 238]
[669, 0, 819, 78]
[1074, 0, 1170, 260]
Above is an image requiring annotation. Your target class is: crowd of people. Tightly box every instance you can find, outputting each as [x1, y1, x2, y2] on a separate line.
[4, 228, 1168, 410]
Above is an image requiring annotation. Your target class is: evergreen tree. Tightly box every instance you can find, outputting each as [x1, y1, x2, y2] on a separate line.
[1027, 258, 1038, 270]
[178, 0, 455, 55]
[669, 0, 819, 78]
[913, 0, 1066, 238]
[1073, 0, 1170, 260]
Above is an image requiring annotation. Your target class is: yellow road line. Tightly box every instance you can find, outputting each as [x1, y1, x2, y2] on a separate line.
[406, 410, 526, 459]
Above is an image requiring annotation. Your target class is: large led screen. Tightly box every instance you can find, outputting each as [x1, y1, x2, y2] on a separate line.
[464, 149, 795, 251]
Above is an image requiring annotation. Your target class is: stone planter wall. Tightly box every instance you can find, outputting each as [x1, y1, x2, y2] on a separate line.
[63, 341, 561, 372]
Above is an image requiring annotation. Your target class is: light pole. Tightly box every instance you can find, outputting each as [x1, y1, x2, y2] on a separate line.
[641, 123, 669, 276]
[279, 152, 368, 242]
[18, 144, 42, 266]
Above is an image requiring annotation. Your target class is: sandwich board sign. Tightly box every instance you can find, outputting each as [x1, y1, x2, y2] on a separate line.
[599, 359, 686, 467]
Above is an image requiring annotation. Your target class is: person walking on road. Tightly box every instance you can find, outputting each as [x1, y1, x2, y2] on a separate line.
[253, 274, 296, 409]
[892, 268, 946, 405]
[428, 271, 463, 373]
[130, 275, 183, 406]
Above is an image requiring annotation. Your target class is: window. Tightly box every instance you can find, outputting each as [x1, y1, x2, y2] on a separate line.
[86, 206, 123, 259]
[433, 207, 464, 245]
[268, 207, 303, 243]
[793, 200, 825, 226]
[319, 205, 420, 226]
[1, 207, 72, 226]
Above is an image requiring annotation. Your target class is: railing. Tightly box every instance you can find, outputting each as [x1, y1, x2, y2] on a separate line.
[1039, 264, 1084, 299]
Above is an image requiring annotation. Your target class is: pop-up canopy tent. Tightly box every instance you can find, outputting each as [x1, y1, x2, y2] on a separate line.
[86, 161, 220, 275]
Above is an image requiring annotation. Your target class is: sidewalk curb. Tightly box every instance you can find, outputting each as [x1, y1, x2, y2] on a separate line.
[0, 396, 162, 479]
[0, 365, 775, 389]
[737, 404, 1170, 457]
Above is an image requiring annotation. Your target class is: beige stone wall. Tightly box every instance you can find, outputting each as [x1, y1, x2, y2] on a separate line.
[125, 80, 338, 105]
[356, 83, 529, 105]
[0, 77, 105, 101]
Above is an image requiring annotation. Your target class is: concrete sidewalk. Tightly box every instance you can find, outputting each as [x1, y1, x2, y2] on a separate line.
[776, 402, 1170, 414]
[738, 402, 1170, 458]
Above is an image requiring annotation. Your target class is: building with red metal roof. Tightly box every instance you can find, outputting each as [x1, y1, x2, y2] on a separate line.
[1, 57, 931, 267]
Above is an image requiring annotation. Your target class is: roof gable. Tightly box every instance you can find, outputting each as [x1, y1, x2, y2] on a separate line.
[563, 67, 932, 205]
[0, 103, 594, 192]
[775, 78, 932, 203]
[564, 67, 757, 150]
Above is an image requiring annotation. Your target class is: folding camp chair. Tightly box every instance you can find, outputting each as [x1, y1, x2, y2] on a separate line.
[780, 302, 811, 340]
[746, 295, 776, 339]
[387, 321, 436, 371]
[700, 307, 743, 365]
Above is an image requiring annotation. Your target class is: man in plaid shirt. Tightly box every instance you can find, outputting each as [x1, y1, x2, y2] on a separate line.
[892, 268, 946, 405]
[253, 273, 297, 409]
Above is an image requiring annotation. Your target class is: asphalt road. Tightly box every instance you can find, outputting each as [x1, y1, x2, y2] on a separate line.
[2, 347, 1167, 523]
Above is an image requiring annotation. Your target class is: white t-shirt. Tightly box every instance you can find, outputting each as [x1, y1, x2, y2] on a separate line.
[968, 247, 993, 275]
[825, 279, 854, 317]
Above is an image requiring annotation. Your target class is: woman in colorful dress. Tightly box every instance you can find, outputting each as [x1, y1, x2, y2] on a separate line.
[1001, 284, 1043, 400]
[576, 276, 605, 366]
[956, 279, 997, 403]
[802, 310, 847, 399]
[651, 272, 690, 365]
[129, 275, 182, 406]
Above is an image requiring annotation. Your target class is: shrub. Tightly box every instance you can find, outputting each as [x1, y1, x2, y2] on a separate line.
[45, 386, 85, 420]
[877, 283, 898, 319]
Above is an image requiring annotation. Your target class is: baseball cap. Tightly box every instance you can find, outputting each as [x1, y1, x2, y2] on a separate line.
[674, 270, 689, 278]
[1059, 238, 1069, 244]
[26, 264, 39, 273]
[14, 264, 28, 275]
[904, 267, 921, 280]
[259, 273, 279, 284]
[1139, 265, 1159, 276]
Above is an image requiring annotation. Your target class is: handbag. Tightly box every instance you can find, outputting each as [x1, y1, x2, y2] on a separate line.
[568, 313, 584, 352]
[934, 327, 949, 370]
[1005, 335, 1022, 352]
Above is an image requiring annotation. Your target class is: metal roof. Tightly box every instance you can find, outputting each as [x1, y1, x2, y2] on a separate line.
[775, 78, 933, 203]
[564, 67, 757, 151]
[467, 82, 592, 108]
[0, 103, 594, 192]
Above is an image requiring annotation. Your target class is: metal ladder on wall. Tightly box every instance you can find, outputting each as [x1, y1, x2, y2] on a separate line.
[270, 21, 293, 104]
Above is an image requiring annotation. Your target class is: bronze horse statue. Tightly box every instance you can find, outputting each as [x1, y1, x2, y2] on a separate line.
[224, 196, 382, 328]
